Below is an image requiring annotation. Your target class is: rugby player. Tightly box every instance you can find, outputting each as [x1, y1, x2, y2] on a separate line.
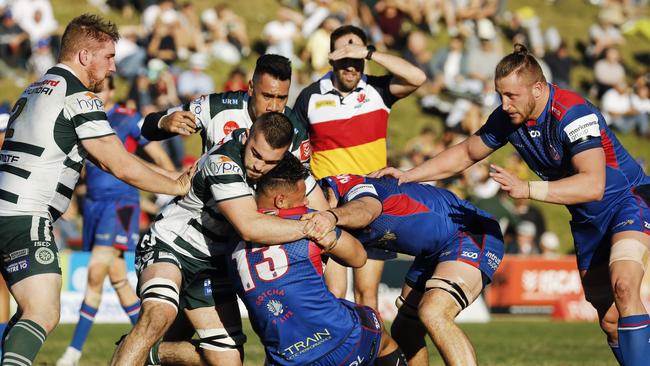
[0, 14, 192, 364]
[310, 174, 504, 365]
[375, 44, 650, 366]
[139, 53, 326, 208]
[227, 153, 408, 366]
[56, 76, 175, 366]
[110, 113, 331, 365]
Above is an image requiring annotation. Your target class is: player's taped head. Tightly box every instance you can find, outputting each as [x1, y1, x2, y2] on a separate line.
[196, 327, 247, 352]
[395, 295, 419, 321]
[610, 238, 650, 271]
[139, 278, 180, 313]
[425, 277, 471, 310]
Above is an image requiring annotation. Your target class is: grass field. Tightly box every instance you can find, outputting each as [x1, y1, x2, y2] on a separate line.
[35, 318, 616, 365]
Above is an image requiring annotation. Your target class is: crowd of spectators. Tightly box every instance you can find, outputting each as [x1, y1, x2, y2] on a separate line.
[0, 0, 649, 258]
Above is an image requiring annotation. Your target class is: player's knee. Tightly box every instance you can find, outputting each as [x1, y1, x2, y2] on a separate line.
[23, 306, 60, 333]
[196, 327, 247, 354]
[84, 288, 102, 308]
[423, 277, 471, 314]
[612, 277, 637, 305]
[139, 278, 179, 335]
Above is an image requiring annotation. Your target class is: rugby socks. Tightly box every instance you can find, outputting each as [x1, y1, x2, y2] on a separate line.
[1, 313, 20, 353]
[121, 300, 141, 325]
[618, 314, 650, 366]
[608, 341, 624, 365]
[374, 347, 408, 366]
[70, 301, 99, 351]
[1, 319, 47, 365]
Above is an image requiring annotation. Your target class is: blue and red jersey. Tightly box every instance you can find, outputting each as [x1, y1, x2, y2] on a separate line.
[478, 84, 649, 223]
[85, 105, 149, 201]
[228, 207, 357, 365]
[320, 175, 499, 257]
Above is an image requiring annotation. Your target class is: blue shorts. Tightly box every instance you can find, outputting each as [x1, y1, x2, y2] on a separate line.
[366, 247, 398, 261]
[571, 187, 650, 270]
[405, 210, 504, 291]
[310, 299, 382, 366]
[82, 197, 140, 252]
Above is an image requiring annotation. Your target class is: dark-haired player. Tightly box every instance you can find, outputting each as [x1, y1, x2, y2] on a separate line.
[111, 113, 331, 366]
[228, 154, 408, 365]
[312, 174, 504, 365]
[374, 44, 650, 366]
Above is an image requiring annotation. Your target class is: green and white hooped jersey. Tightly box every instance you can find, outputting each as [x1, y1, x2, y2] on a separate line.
[166, 91, 316, 192]
[148, 129, 253, 261]
[0, 64, 114, 221]
[167, 91, 312, 165]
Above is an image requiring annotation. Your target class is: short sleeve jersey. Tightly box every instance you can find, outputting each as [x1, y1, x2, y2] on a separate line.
[320, 174, 482, 256]
[85, 105, 148, 201]
[165, 91, 311, 164]
[228, 206, 355, 365]
[293, 72, 398, 178]
[477, 84, 648, 222]
[0, 64, 115, 221]
[147, 129, 253, 261]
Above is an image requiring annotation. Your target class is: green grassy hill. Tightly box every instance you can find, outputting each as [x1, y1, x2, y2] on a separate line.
[2, 0, 649, 251]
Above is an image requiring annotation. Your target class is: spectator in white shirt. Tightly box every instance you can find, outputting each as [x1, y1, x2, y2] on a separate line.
[602, 81, 648, 136]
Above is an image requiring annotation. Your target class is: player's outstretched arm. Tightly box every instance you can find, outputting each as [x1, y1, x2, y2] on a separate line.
[82, 134, 192, 196]
[490, 148, 605, 205]
[218, 195, 330, 244]
[376, 134, 494, 184]
[318, 229, 367, 268]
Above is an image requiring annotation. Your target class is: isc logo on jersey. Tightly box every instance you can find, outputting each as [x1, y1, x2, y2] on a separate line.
[210, 155, 242, 175]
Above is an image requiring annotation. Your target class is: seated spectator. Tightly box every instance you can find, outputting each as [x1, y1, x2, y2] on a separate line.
[507, 221, 540, 255]
[27, 37, 54, 78]
[631, 77, 650, 133]
[374, 0, 407, 49]
[222, 66, 248, 92]
[147, 15, 178, 65]
[263, 8, 301, 63]
[543, 40, 574, 90]
[302, 15, 341, 79]
[402, 31, 434, 81]
[10, 0, 58, 49]
[585, 6, 625, 65]
[0, 9, 31, 70]
[514, 197, 546, 246]
[175, 2, 207, 57]
[466, 19, 503, 85]
[202, 4, 250, 63]
[177, 53, 214, 103]
[602, 81, 649, 136]
[115, 26, 146, 80]
[593, 47, 626, 99]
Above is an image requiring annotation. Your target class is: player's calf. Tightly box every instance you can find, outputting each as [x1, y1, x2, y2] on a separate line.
[392, 294, 428, 364]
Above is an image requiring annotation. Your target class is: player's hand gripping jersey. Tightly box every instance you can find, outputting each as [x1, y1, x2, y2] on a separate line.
[320, 175, 505, 282]
[0, 64, 115, 221]
[228, 207, 383, 366]
[478, 84, 650, 223]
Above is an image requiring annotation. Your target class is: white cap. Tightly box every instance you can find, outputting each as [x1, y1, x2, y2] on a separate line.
[477, 18, 496, 40]
[160, 9, 178, 25]
[540, 231, 560, 250]
[516, 221, 536, 237]
[189, 53, 208, 70]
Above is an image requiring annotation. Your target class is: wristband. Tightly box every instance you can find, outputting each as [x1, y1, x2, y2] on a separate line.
[528, 181, 549, 201]
[326, 210, 339, 225]
[365, 45, 376, 60]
